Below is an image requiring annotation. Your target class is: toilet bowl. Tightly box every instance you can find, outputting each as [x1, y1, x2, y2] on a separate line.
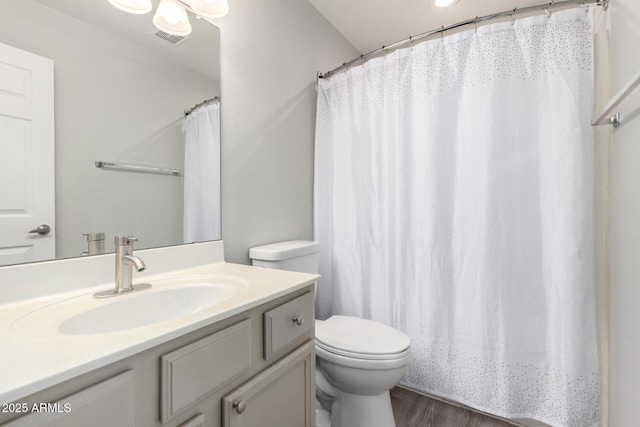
[249, 241, 411, 427]
[315, 316, 410, 427]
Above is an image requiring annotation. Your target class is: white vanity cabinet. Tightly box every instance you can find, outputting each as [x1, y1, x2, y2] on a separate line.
[0, 286, 315, 427]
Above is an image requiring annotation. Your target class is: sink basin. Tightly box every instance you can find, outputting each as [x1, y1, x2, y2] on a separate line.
[59, 285, 234, 335]
[10, 275, 246, 336]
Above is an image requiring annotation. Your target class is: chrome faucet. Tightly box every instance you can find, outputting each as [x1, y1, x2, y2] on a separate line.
[81, 232, 105, 256]
[94, 236, 152, 298]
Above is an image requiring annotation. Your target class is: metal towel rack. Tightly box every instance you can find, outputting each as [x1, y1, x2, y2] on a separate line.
[95, 161, 181, 176]
[592, 69, 640, 127]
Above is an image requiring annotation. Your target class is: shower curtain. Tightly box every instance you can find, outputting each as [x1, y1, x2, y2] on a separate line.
[183, 102, 221, 243]
[314, 9, 599, 427]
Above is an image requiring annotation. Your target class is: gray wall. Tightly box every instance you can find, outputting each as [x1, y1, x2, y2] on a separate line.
[609, 0, 640, 424]
[216, 0, 358, 264]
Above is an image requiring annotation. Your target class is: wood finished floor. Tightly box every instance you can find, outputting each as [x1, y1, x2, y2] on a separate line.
[390, 387, 516, 427]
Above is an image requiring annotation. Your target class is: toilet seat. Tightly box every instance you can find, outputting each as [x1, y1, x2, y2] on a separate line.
[315, 343, 410, 371]
[316, 340, 411, 361]
[315, 315, 410, 360]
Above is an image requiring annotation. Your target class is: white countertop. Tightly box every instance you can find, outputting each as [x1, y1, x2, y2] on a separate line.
[0, 255, 319, 404]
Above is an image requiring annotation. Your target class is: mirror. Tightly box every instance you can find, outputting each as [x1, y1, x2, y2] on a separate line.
[0, 0, 221, 266]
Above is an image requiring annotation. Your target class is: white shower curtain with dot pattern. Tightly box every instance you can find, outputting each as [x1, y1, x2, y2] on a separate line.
[314, 9, 599, 427]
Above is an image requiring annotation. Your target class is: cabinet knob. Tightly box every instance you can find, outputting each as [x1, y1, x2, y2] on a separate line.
[233, 400, 247, 414]
[292, 316, 304, 326]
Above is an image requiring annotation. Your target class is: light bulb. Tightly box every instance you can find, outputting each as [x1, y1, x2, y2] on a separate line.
[108, 0, 152, 14]
[163, 2, 182, 24]
[433, 0, 460, 7]
[153, 0, 192, 36]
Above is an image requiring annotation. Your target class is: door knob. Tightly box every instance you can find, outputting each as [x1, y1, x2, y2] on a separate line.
[28, 224, 51, 235]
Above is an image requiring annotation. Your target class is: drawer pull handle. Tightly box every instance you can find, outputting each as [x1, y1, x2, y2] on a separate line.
[292, 316, 304, 326]
[233, 400, 247, 414]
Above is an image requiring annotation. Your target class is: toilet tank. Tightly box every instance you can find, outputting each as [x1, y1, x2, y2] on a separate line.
[249, 240, 320, 274]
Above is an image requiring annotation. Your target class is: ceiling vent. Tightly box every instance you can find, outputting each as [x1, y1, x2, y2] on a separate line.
[150, 29, 191, 46]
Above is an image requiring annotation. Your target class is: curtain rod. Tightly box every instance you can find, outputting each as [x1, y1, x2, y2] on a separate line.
[184, 96, 220, 116]
[319, 0, 608, 79]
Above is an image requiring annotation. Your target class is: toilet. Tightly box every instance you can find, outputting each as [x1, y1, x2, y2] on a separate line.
[249, 240, 411, 427]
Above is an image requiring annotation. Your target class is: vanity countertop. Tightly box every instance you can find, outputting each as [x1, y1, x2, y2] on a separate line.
[0, 260, 319, 405]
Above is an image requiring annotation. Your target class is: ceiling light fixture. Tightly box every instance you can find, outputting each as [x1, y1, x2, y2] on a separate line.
[187, 0, 229, 19]
[107, 0, 229, 37]
[153, 0, 192, 36]
[108, 0, 153, 14]
[432, 0, 460, 7]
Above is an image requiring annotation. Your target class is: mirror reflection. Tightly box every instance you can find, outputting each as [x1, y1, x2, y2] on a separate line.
[0, 0, 221, 267]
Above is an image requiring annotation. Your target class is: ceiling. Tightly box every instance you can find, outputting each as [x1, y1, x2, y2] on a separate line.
[33, 0, 220, 79]
[308, 0, 565, 54]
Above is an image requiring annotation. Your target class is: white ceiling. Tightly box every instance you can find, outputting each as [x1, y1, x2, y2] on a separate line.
[308, 0, 561, 54]
[33, 0, 220, 79]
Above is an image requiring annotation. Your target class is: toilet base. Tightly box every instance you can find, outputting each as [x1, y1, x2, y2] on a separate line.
[327, 390, 396, 427]
[315, 406, 331, 427]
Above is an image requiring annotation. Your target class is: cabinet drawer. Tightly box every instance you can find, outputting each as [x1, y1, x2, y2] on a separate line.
[161, 319, 251, 423]
[264, 291, 314, 360]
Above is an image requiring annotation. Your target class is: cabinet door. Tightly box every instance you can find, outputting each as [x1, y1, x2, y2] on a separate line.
[4, 370, 135, 427]
[222, 341, 314, 427]
[161, 319, 252, 423]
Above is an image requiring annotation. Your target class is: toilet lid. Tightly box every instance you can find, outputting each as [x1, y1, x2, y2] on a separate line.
[315, 316, 410, 359]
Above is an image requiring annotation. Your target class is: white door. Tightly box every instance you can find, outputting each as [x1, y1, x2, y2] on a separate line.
[0, 42, 55, 266]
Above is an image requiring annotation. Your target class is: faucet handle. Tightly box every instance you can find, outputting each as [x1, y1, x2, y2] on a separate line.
[84, 233, 105, 241]
[114, 236, 138, 246]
